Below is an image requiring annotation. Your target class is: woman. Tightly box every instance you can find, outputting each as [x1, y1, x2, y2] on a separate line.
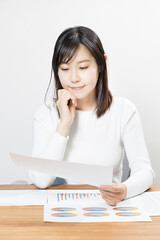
[29, 26, 155, 206]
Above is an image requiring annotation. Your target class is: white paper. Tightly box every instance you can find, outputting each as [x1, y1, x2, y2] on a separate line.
[140, 191, 160, 216]
[0, 190, 48, 206]
[10, 153, 113, 187]
[0, 188, 158, 221]
[44, 191, 151, 222]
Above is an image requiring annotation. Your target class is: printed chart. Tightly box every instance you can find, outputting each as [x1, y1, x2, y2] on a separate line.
[47, 190, 102, 204]
[56, 192, 101, 202]
[44, 190, 151, 222]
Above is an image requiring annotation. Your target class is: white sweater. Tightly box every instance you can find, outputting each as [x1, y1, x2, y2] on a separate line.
[29, 96, 155, 199]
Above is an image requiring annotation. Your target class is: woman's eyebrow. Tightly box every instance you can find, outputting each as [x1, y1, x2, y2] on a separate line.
[77, 60, 90, 63]
[60, 60, 90, 65]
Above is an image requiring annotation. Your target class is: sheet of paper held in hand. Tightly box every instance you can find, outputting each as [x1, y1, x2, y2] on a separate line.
[10, 153, 113, 187]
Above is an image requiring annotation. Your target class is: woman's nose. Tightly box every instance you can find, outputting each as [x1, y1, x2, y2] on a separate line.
[70, 69, 80, 83]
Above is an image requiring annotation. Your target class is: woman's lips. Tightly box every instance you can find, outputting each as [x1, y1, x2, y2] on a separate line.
[71, 86, 85, 91]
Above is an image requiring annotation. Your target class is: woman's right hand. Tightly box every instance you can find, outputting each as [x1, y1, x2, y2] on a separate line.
[56, 89, 77, 136]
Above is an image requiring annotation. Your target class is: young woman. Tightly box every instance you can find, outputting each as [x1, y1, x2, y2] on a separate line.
[29, 26, 155, 206]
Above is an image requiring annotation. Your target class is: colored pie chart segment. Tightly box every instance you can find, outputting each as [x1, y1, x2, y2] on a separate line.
[84, 212, 110, 217]
[113, 207, 138, 211]
[51, 208, 76, 211]
[51, 213, 77, 217]
[115, 212, 141, 217]
[82, 207, 108, 211]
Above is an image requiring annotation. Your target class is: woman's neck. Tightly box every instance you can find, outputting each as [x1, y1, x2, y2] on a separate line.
[76, 99, 96, 111]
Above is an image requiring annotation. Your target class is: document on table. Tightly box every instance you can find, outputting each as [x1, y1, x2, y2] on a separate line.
[0, 190, 47, 206]
[140, 191, 160, 216]
[10, 153, 113, 187]
[44, 190, 151, 222]
[1, 188, 160, 222]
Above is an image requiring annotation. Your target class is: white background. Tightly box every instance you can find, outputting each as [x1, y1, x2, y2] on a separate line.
[0, 0, 159, 184]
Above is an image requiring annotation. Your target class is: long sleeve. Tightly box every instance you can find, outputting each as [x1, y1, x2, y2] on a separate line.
[29, 105, 69, 188]
[122, 102, 155, 199]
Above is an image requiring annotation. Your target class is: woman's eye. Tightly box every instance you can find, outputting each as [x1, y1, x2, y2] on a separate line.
[80, 67, 88, 70]
[61, 68, 69, 71]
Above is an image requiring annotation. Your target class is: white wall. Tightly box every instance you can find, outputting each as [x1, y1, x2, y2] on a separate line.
[0, 0, 159, 184]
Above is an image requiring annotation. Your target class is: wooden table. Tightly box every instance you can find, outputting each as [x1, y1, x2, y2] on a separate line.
[0, 184, 160, 240]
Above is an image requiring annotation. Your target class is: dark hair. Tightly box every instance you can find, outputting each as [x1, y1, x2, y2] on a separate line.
[45, 26, 112, 118]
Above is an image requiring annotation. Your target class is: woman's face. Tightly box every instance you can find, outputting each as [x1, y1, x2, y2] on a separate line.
[58, 45, 99, 101]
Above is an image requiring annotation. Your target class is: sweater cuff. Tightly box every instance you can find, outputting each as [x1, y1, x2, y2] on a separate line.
[28, 170, 56, 189]
[122, 169, 155, 199]
[122, 179, 137, 199]
[55, 130, 69, 143]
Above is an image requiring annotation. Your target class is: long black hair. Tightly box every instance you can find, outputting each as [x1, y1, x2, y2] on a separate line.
[45, 26, 112, 118]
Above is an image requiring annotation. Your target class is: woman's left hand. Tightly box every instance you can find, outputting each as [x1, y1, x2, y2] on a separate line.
[98, 183, 127, 206]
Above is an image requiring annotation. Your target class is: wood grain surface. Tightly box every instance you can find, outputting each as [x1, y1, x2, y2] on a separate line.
[0, 184, 159, 240]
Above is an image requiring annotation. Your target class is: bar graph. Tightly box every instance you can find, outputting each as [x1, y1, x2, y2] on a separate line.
[57, 192, 101, 202]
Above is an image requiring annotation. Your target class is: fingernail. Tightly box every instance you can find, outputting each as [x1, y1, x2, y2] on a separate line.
[99, 185, 104, 189]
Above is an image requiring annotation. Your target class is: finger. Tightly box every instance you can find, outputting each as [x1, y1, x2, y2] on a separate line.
[57, 89, 66, 98]
[57, 89, 72, 101]
[100, 186, 126, 202]
[58, 90, 70, 100]
[58, 91, 76, 105]
[101, 193, 122, 204]
[101, 195, 117, 206]
[101, 191, 121, 204]
[63, 92, 77, 105]
[99, 184, 122, 193]
[106, 200, 117, 206]
[100, 190, 119, 198]
[101, 190, 119, 199]
[61, 93, 75, 105]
